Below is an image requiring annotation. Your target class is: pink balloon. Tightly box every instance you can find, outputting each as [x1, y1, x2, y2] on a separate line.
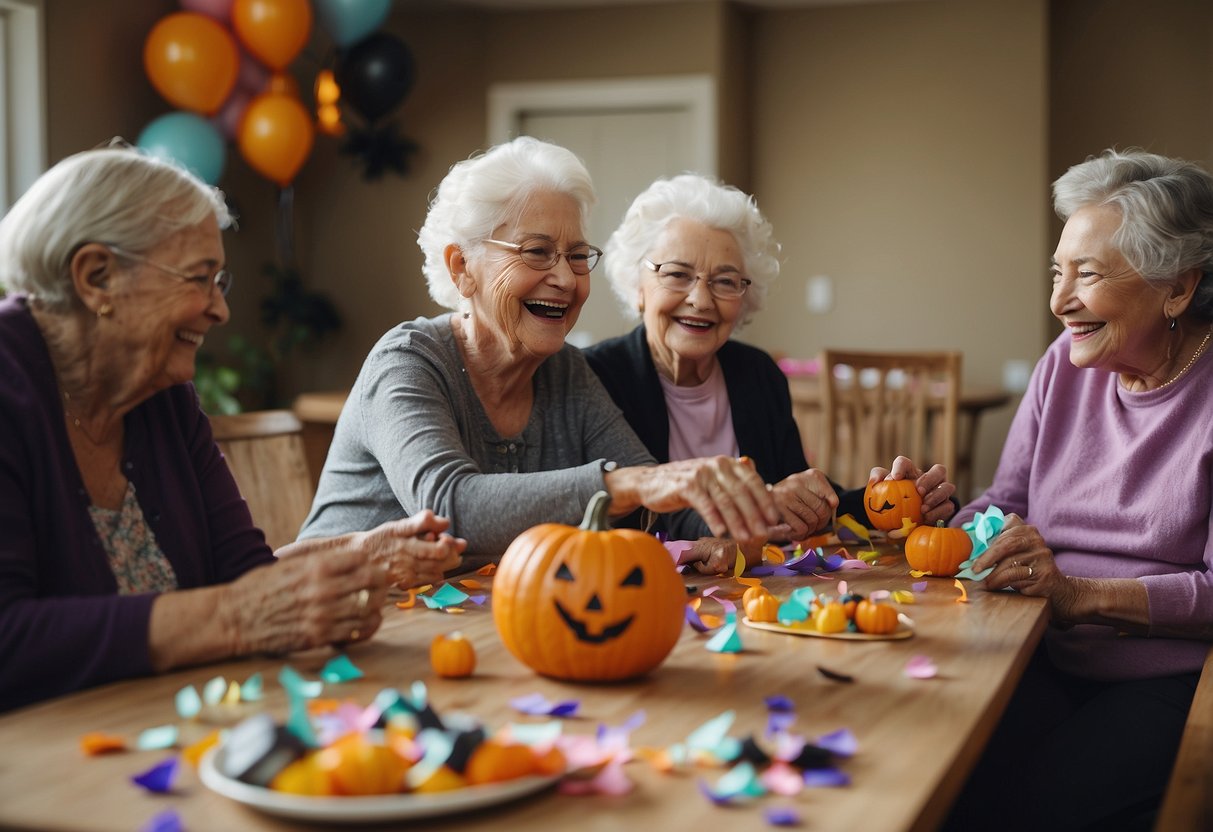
[210, 86, 252, 140]
[237, 49, 271, 92]
[180, 0, 234, 22]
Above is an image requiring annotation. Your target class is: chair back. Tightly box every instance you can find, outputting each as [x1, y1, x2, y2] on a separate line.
[817, 350, 962, 486]
[209, 410, 314, 552]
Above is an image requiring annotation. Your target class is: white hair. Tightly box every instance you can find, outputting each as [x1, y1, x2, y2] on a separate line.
[602, 173, 781, 330]
[1053, 148, 1213, 320]
[0, 146, 230, 312]
[417, 136, 596, 310]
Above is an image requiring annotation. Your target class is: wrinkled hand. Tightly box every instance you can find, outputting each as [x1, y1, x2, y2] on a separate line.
[611, 456, 784, 543]
[353, 510, 466, 588]
[772, 468, 838, 540]
[972, 514, 1078, 617]
[220, 544, 390, 656]
[688, 537, 765, 575]
[868, 456, 956, 524]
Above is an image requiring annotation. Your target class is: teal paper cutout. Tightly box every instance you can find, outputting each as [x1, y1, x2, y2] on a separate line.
[175, 685, 201, 719]
[320, 654, 365, 683]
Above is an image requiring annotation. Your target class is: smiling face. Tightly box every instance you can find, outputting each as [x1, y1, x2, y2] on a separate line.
[464, 190, 590, 360]
[640, 218, 745, 386]
[106, 216, 229, 395]
[1050, 204, 1173, 382]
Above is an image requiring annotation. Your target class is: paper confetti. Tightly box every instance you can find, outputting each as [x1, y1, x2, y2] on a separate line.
[815, 728, 857, 757]
[803, 767, 851, 787]
[240, 672, 264, 702]
[80, 732, 126, 755]
[181, 730, 221, 768]
[760, 762, 804, 796]
[175, 685, 201, 719]
[131, 757, 179, 794]
[136, 725, 178, 751]
[705, 612, 744, 653]
[421, 584, 470, 608]
[560, 761, 633, 796]
[279, 666, 323, 699]
[504, 720, 564, 747]
[904, 655, 939, 679]
[765, 806, 802, 827]
[954, 579, 970, 604]
[476, 563, 497, 575]
[911, 581, 929, 592]
[699, 761, 767, 804]
[320, 654, 365, 683]
[140, 810, 182, 832]
[201, 676, 226, 705]
[510, 693, 580, 717]
[836, 514, 870, 543]
[222, 680, 241, 705]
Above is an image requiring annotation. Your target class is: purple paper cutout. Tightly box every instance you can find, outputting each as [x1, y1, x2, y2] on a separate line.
[803, 767, 851, 787]
[816, 728, 858, 757]
[765, 806, 802, 826]
[765, 695, 794, 712]
[140, 810, 183, 832]
[912, 581, 929, 592]
[510, 693, 580, 717]
[131, 757, 179, 794]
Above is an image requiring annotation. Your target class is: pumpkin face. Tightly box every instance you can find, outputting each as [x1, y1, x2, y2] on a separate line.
[493, 491, 686, 681]
[905, 522, 973, 576]
[854, 600, 899, 635]
[430, 632, 476, 678]
[864, 479, 923, 531]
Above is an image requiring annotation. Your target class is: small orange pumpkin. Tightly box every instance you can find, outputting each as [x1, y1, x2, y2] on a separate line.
[854, 599, 899, 635]
[430, 632, 476, 678]
[864, 479, 923, 531]
[744, 592, 781, 623]
[742, 585, 772, 606]
[813, 601, 848, 634]
[905, 521, 973, 576]
[314, 734, 409, 796]
[493, 491, 686, 681]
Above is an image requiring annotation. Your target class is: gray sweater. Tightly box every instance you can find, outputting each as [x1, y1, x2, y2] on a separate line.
[299, 315, 654, 558]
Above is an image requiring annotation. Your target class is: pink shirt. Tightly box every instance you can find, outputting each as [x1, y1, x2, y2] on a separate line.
[660, 361, 739, 462]
[956, 331, 1213, 680]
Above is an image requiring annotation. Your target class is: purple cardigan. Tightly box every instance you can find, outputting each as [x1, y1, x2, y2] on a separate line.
[0, 296, 275, 711]
[956, 331, 1213, 681]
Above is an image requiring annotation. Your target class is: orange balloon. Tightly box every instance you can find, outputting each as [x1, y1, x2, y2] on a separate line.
[144, 12, 239, 115]
[238, 92, 314, 186]
[266, 72, 299, 97]
[231, 0, 312, 71]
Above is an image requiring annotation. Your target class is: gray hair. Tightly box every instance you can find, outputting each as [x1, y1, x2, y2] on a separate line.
[1053, 148, 1213, 321]
[0, 146, 230, 313]
[603, 173, 781, 330]
[417, 136, 596, 311]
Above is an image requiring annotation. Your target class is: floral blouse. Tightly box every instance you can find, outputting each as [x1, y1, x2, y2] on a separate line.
[88, 482, 177, 595]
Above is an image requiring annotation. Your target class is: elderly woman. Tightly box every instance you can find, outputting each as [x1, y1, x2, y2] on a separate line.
[584, 174, 955, 571]
[945, 149, 1213, 830]
[0, 147, 464, 713]
[300, 139, 781, 561]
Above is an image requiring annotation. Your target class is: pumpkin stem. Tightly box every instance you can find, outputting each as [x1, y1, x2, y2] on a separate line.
[580, 490, 613, 532]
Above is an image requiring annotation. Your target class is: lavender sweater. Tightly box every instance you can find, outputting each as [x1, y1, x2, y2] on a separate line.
[0, 296, 275, 712]
[956, 331, 1213, 680]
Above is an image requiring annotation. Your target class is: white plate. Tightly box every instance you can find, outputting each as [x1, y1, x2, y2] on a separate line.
[199, 744, 561, 823]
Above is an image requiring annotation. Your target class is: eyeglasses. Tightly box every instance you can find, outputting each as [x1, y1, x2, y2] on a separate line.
[107, 245, 233, 298]
[643, 259, 751, 300]
[484, 238, 603, 275]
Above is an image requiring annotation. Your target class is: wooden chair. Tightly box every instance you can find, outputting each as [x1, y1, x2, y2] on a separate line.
[1156, 647, 1213, 831]
[817, 350, 962, 486]
[209, 410, 314, 552]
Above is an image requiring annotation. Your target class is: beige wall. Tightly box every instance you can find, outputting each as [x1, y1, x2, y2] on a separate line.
[37, 0, 1213, 496]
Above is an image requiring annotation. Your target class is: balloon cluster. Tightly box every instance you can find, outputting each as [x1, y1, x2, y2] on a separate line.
[138, 0, 414, 188]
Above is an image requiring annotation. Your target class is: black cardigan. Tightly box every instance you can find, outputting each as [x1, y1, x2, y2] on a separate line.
[583, 325, 865, 534]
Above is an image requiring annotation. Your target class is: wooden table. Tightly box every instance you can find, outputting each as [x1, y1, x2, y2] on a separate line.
[785, 376, 1011, 499]
[0, 549, 1047, 832]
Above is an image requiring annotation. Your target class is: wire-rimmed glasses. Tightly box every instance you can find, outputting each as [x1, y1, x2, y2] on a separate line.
[484, 238, 603, 275]
[642, 259, 751, 300]
[107, 245, 233, 298]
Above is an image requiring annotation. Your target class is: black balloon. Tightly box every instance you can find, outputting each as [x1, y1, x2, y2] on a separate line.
[336, 33, 416, 123]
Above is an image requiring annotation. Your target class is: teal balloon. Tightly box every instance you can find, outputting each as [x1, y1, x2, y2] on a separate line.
[137, 112, 226, 185]
[314, 0, 391, 48]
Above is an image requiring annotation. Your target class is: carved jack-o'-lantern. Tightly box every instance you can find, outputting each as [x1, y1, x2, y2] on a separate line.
[863, 479, 923, 531]
[492, 491, 686, 681]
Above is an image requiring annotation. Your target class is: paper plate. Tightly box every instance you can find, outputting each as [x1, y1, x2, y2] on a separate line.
[742, 617, 913, 641]
[199, 744, 560, 823]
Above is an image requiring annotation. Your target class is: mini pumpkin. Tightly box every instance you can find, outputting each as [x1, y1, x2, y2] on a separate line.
[854, 599, 899, 635]
[905, 521, 973, 576]
[493, 491, 686, 681]
[744, 591, 781, 623]
[742, 585, 773, 607]
[430, 632, 476, 678]
[314, 734, 409, 796]
[813, 601, 848, 634]
[864, 479, 923, 531]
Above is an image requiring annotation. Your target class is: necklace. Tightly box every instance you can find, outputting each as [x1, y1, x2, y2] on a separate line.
[1157, 328, 1212, 390]
[60, 388, 110, 446]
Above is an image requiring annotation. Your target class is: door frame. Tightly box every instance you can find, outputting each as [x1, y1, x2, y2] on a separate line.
[486, 74, 717, 177]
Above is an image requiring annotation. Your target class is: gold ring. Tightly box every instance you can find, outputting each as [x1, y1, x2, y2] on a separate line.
[349, 628, 361, 641]
[355, 588, 370, 615]
[1026, 564, 1034, 578]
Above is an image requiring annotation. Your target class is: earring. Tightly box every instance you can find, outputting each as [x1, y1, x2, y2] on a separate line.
[1169, 316, 1177, 331]
[96, 303, 113, 319]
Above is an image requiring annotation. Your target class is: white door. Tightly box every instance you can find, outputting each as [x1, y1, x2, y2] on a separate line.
[488, 76, 716, 346]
